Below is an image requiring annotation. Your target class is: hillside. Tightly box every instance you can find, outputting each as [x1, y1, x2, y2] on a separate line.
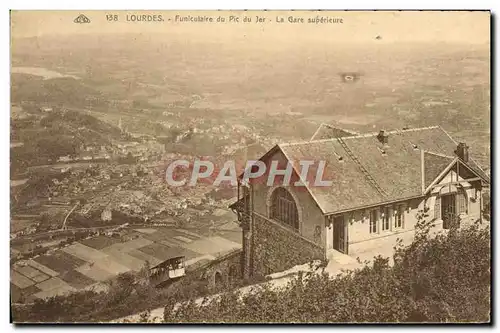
[11, 74, 105, 107]
[11, 109, 131, 169]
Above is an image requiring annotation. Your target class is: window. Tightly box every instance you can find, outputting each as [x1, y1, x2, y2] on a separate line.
[434, 196, 441, 220]
[369, 210, 378, 233]
[435, 189, 466, 223]
[441, 194, 457, 229]
[457, 188, 468, 215]
[270, 187, 299, 231]
[395, 205, 404, 229]
[382, 207, 391, 231]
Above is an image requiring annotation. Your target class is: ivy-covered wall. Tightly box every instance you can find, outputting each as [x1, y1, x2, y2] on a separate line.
[251, 213, 325, 277]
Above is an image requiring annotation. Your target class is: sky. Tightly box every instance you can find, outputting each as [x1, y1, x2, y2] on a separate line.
[10, 10, 491, 45]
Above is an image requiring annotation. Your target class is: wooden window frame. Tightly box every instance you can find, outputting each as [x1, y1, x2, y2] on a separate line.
[381, 206, 391, 231]
[441, 193, 456, 230]
[434, 196, 441, 220]
[457, 189, 468, 215]
[369, 209, 378, 234]
[270, 187, 300, 232]
[394, 204, 405, 229]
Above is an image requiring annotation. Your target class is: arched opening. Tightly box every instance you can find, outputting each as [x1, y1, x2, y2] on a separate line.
[214, 271, 223, 286]
[269, 187, 299, 231]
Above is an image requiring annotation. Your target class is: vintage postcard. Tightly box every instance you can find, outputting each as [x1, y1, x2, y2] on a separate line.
[10, 10, 491, 323]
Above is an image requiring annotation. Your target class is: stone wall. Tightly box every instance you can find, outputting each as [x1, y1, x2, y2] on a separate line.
[251, 213, 325, 277]
[193, 249, 243, 289]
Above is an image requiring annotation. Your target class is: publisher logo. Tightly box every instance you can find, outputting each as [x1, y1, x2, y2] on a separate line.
[74, 14, 91, 24]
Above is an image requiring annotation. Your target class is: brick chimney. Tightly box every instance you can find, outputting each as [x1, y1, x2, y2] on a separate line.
[456, 142, 469, 162]
[377, 130, 389, 145]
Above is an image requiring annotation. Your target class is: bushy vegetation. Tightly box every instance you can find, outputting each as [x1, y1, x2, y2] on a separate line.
[11, 211, 490, 323]
[11, 265, 211, 323]
[483, 191, 491, 221]
[164, 216, 490, 323]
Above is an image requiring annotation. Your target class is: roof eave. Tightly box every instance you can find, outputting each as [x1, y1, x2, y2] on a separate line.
[424, 157, 488, 194]
[324, 194, 426, 217]
[237, 144, 281, 180]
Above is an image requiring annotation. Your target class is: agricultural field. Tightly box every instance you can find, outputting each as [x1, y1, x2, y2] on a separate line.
[10, 225, 241, 303]
[79, 235, 123, 250]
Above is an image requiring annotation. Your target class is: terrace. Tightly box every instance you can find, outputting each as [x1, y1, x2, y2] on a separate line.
[11, 224, 241, 302]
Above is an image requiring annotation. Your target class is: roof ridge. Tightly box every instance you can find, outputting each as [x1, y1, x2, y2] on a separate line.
[388, 125, 440, 134]
[309, 123, 328, 141]
[423, 150, 456, 159]
[322, 123, 360, 135]
[280, 140, 319, 147]
[310, 123, 359, 141]
[338, 125, 441, 141]
[287, 125, 442, 146]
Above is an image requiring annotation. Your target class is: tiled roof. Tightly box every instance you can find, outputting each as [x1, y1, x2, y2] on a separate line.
[423, 152, 455, 189]
[279, 126, 489, 214]
[310, 123, 358, 141]
[440, 131, 491, 183]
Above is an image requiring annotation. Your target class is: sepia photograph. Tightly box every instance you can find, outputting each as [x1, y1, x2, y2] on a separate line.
[9, 10, 491, 323]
